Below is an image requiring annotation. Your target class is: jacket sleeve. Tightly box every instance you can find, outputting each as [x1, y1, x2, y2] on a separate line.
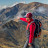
[29, 23, 36, 43]
[20, 18, 27, 22]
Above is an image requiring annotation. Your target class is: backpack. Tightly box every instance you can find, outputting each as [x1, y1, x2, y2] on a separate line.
[29, 19, 42, 38]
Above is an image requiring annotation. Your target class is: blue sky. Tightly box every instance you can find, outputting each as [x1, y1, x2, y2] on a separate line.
[0, 0, 48, 10]
[0, 0, 48, 6]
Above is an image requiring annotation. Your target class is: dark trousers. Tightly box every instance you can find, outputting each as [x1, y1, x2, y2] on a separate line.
[23, 37, 35, 48]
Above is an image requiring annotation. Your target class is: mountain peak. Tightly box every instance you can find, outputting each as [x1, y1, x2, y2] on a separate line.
[29, 2, 43, 4]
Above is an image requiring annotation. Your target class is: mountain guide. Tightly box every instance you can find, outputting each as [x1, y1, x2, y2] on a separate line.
[14, 12, 42, 48]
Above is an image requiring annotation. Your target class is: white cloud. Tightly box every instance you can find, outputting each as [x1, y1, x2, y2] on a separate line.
[36, 6, 46, 13]
[10, 1, 26, 7]
[10, 2, 19, 7]
[21, 1, 26, 4]
[0, 5, 7, 10]
[0, 1, 26, 10]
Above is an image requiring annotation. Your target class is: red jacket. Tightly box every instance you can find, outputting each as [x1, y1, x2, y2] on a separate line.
[20, 18, 36, 43]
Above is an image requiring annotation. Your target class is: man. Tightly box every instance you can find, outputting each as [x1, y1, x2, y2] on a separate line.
[14, 13, 36, 48]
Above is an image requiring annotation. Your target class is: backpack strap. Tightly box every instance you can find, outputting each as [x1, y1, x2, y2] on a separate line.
[29, 21, 34, 27]
[28, 21, 34, 30]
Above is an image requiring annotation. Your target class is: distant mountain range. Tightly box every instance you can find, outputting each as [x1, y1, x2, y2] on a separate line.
[0, 2, 48, 30]
[0, 2, 48, 18]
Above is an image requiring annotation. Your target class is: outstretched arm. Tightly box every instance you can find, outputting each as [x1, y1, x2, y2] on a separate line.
[13, 17, 27, 22]
[20, 18, 27, 23]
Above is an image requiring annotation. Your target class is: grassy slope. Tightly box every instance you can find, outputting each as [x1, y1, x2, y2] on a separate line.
[0, 30, 48, 48]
